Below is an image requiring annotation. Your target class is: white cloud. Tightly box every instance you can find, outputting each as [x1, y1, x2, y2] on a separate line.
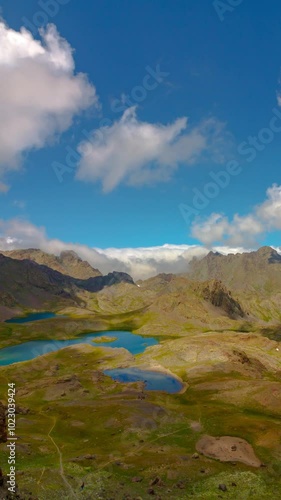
[0, 21, 98, 174]
[76, 107, 231, 192]
[256, 184, 281, 229]
[98, 244, 209, 278]
[191, 184, 281, 247]
[0, 218, 250, 280]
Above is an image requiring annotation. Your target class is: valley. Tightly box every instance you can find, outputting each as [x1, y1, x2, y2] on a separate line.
[0, 247, 281, 499]
[2, 5, 280, 498]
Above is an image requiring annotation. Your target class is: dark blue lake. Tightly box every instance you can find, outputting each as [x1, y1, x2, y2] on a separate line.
[104, 368, 183, 393]
[5, 312, 58, 324]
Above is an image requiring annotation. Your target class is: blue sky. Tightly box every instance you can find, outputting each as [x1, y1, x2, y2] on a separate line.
[1, 0, 281, 263]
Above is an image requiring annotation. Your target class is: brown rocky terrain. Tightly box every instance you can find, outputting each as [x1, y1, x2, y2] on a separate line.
[188, 246, 281, 292]
[201, 279, 245, 318]
[2, 248, 102, 279]
[3, 245, 281, 325]
[0, 253, 135, 318]
[0, 253, 77, 312]
[137, 273, 245, 320]
[0, 247, 247, 328]
[196, 435, 262, 467]
[187, 246, 281, 323]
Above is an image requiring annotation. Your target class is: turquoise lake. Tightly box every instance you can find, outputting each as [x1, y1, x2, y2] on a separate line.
[0, 330, 158, 366]
[1, 312, 182, 393]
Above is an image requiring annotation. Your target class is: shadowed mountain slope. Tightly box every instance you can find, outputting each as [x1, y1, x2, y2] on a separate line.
[1, 248, 102, 279]
[0, 253, 134, 316]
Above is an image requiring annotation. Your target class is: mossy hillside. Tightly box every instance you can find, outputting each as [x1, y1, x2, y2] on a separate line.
[135, 329, 281, 373]
[1, 341, 281, 499]
[92, 336, 117, 343]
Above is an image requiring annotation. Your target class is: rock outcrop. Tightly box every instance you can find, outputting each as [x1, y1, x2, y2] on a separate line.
[201, 280, 245, 318]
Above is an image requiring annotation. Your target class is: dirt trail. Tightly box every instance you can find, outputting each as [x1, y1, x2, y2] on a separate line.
[47, 416, 78, 498]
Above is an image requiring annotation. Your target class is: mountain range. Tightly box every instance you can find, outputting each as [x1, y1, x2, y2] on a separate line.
[1, 248, 102, 279]
[1, 246, 281, 326]
[0, 251, 134, 319]
[187, 246, 281, 291]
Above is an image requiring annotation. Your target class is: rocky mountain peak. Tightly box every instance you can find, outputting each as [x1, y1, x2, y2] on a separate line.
[1, 248, 102, 280]
[59, 250, 82, 262]
[255, 246, 280, 260]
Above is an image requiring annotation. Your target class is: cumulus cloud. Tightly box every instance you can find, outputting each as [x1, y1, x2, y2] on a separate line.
[0, 218, 250, 280]
[191, 184, 281, 247]
[0, 21, 98, 174]
[98, 244, 209, 278]
[76, 107, 231, 192]
[256, 184, 281, 229]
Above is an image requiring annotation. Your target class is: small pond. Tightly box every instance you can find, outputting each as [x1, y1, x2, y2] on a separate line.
[104, 367, 183, 393]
